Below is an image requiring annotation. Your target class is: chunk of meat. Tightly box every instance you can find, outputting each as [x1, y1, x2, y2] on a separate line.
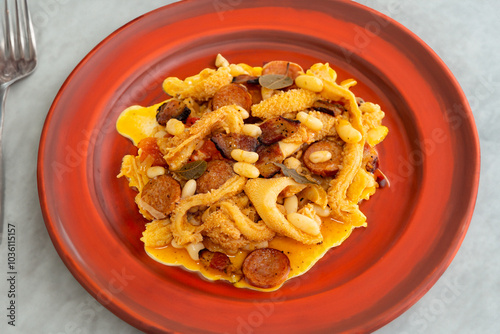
[242, 248, 291, 289]
[232, 75, 262, 105]
[211, 133, 259, 159]
[312, 100, 346, 117]
[199, 249, 232, 272]
[196, 160, 236, 194]
[262, 61, 303, 80]
[141, 175, 181, 215]
[363, 144, 379, 173]
[258, 116, 301, 145]
[303, 140, 343, 177]
[137, 137, 167, 166]
[211, 83, 253, 111]
[156, 99, 191, 125]
[254, 143, 284, 178]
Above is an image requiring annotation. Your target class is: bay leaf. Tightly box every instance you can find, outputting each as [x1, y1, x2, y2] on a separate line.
[272, 162, 318, 185]
[259, 61, 293, 90]
[259, 74, 294, 90]
[174, 160, 207, 180]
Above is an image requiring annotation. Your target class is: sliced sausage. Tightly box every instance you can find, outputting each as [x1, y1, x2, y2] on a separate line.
[258, 116, 301, 145]
[211, 83, 253, 111]
[196, 160, 236, 194]
[262, 60, 303, 80]
[156, 98, 191, 125]
[363, 144, 379, 173]
[255, 143, 284, 178]
[303, 140, 343, 177]
[242, 248, 291, 289]
[199, 250, 232, 272]
[211, 133, 259, 159]
[232, 75, 263, 105]
[141, 175, 181, 215]
[312, 100, 346, 117]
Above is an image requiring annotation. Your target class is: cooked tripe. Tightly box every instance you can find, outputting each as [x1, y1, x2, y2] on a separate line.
[117, 54, 388, 291]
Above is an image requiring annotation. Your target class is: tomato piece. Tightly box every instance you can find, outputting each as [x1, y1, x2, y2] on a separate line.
[137, 137, 167, 166]
[189, 140, 223, 162]
[185, 116, 200, 127]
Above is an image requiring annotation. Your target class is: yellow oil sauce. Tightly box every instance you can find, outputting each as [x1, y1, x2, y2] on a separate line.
[116, 101, 168, 145]
[145, 217, 356, 291]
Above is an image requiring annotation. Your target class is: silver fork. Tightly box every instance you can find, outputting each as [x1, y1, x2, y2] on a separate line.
[0, 0, 37, 243]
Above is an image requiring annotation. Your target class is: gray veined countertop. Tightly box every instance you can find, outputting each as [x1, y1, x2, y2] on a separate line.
[0, 0, 498, 333]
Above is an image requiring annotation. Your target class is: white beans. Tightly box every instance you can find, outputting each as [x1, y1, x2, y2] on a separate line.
[166, 119, 185, 136]
[284, 195, 298, 214]
[286, 213, 321, 236]
[366, 125, 389, 147]
[284, 157, 301, 170]
[308, 150, 332, 163]
[313, 204, 331, 217]
[336, 119, 362, 144]
[229, 64, 249, 76]
[186, 242, 205, 261]
[296, 112, 323, 132]
[231, 149, 259, 163]
[295, 74, 324, 92]
[215, 53, 229, 67]
[154, 130, 168, 138]
[146, 166, 165, 179]
[233, 162, 260, 178]
[181, 179, 197, 198]
[242, 124, 262, 138]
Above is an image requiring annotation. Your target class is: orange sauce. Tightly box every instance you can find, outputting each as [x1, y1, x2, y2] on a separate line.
[145, 217, 356, 291]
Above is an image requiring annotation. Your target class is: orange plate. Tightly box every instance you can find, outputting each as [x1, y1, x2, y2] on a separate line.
[37, 1, 480, 333]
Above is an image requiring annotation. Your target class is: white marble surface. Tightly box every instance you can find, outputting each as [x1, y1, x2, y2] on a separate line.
[0, 0, 498, 333]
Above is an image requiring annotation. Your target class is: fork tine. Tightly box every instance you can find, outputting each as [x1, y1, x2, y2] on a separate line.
[21, 0, 35, 60]
[3, 0, 14, 58]
[14, 0, 25, 60]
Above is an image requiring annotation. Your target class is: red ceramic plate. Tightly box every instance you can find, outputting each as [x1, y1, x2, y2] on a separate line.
[37, 1, 480, 333]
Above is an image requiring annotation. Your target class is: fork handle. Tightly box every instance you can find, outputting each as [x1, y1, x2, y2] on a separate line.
[0, 85, 8, 244]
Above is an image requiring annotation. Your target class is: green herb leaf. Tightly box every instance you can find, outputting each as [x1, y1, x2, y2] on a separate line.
[272, 162, 318, 185]
[259, 74, 294, 90]
[174, 160, 207, 180]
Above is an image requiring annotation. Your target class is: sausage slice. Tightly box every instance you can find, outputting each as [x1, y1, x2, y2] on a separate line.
[211, 133, 259, 159]
[303, 140, 343, 177]
[156, 99, 191, 125]
[258, 116, 301, 145]
[196, 160, 236, 194]
[232, 75, 263, 105]
[211, 83, 253, 111]
[262, 61, 303, 80]
[141, 175, 181, 215]
[242, 248, 291, 289]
